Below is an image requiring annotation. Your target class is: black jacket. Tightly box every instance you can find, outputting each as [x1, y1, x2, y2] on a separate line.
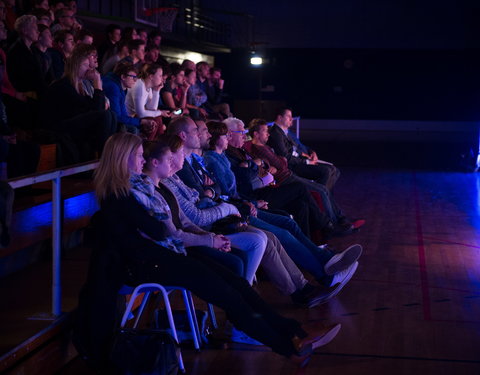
[267, 123, 306, 168]
[73, 194, 169, 370]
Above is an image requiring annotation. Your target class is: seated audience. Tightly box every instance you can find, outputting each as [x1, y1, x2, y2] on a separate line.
[140, 136, 267, 285]
[97, 23, 121, 66]
[125, 63, 169, 140]
[144, 43, 159, 65]
[0, 17, 40, 176]
[30, 7, 53, 27]
[181, 59, 196, 71]
[122, 26, 138, 41]
[161, 64, 188, 112]
[205, 66, 231, 118]
[103, 62, 158, 137]
[118, 38, 145, 71]
[164, 125, 362, 302]
[155, 135, 346, 310]
[6, 15, 45, 129]
[32, 24, 55, 86]
[74, 131, 341, 370]
[248, 118, 362, 232]
[49, 29, 74, 79]
[268, 108, 340, 191]
[185, 68, 208, 120]
[75, 28, 93, 45]
[219, 118, 332, 238]
[41, 44, 116, 164]
[101, 38, 128, 75]
[50, 6, 80, 35]
[4, 0, 17, 32]
[137, 28, 147, 43]
[147, 29, 168, 67]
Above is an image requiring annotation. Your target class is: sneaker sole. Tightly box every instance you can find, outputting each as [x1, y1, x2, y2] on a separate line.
[311, 323, 341, 350]
[328, 261, 359, 300]
[324, 244, 363, 275]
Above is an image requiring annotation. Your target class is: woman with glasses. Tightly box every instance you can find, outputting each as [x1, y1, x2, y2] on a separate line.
[125, 63, 169, 140]
[103, 61, 157, 136]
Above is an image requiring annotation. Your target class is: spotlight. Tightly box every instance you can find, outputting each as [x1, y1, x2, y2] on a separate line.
[250, 56, 263, 66]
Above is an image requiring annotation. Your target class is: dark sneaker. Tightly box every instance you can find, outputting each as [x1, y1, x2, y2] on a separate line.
[324, 244, 363, 275]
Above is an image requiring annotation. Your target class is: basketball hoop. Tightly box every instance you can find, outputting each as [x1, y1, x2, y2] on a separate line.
[144, 7, 178, 32]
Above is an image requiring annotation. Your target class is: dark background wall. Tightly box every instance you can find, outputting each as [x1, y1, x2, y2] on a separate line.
[202, 0, 480, 121]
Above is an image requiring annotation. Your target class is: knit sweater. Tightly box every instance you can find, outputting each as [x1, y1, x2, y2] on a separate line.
[163, 174, 239, 229]
[130, 174, 215, 249]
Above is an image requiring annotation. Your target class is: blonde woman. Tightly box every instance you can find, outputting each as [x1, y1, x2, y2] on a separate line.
[79, 132, 341, 368]
[41, 43, 116, 164]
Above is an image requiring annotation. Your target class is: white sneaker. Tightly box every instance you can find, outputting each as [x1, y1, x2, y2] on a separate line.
[324, 244, 362, 275]
[327, 261, 359, 299]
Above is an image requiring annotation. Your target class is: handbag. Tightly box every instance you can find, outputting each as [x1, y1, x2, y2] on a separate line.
[211, 215, 248, 235]
[110, 329, 179, 375]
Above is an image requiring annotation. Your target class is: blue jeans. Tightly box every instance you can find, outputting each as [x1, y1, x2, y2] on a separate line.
[251, 210, 334, 284]
[226, 229, 267, 285]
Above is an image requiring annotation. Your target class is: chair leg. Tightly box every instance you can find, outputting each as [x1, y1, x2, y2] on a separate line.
[182, 289, 200, 350]
[161, 290, 185, 372]
[132, 291, 151, 328]
[207, 303, 218, 329]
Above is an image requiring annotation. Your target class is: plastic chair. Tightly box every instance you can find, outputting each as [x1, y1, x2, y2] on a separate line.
[119, 283, 218, 372]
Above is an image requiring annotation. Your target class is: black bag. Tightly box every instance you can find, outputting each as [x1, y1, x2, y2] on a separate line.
[211, 215, 248, 235]
[156, 309, 211, 345]
[110, 329, 179, 375]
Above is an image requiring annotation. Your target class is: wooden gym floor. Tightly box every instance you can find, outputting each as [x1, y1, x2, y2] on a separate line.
[58, 167, 480, 375]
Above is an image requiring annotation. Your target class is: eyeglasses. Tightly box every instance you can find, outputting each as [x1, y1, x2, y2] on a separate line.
[230, 130, 248, 134]
[126, 74, 138, 79]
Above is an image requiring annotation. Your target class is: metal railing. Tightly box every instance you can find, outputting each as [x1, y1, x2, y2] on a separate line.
[7, 161, 99, 318]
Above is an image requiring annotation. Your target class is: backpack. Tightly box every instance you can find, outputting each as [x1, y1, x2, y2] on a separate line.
[110, 329, 179, 375]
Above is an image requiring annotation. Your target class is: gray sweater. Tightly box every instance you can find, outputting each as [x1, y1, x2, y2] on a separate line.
[163, 174, 239, 229]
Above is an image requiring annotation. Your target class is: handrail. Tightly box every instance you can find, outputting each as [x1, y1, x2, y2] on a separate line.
[7, 160, 99, 317]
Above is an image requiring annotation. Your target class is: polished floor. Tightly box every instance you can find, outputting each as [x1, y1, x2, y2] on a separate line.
[57, 167, 480, 375]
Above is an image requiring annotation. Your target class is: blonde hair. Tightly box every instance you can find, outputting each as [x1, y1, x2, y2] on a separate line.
[64, 44, 96, 93]
[94, 133, 143, 202]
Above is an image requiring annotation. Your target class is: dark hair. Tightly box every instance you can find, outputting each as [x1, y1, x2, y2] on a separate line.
[143, 135, 183, 161]
[123, 27, 137, 41]
[184, 68, 195, 78]
[166, 116, 192, 136]
[54, 29, 73, 44]
[127, 39, 145, 53]
[75, 28, 93, 42]
[138, 63, 161, 80]
[71, 42, 96, 57]
[275, 107, 292, 119]
[168, 63, 183, 77]
[30, 8, 51, 20]
[146, 42, 159, 52]
[248, 118, 268, 138]
[113, 61, 136, 77]
[106, 23, 121, 35]
[196, 61, 209, 71]
[54, 7, 71, 20]
[37, 23, 49, 34]
[148, 30, 161, 41]
[206, 121, 228, 150]
[209, 66, 221, 75]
